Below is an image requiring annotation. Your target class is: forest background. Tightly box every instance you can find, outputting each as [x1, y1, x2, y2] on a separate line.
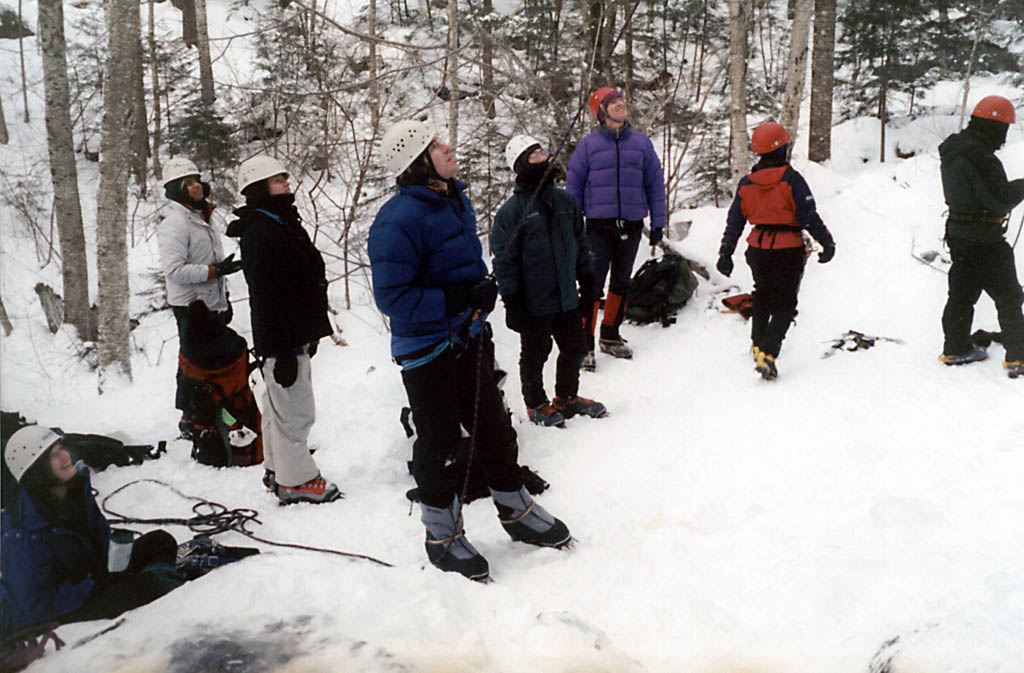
[1, 0, 1023, 384]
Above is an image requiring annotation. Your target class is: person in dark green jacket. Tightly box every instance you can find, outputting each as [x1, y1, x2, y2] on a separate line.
[492, 135, 608, 427]
[938, 95, 1024, 377]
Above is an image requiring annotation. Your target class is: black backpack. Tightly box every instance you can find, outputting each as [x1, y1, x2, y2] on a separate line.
[624, 252, 699, 326]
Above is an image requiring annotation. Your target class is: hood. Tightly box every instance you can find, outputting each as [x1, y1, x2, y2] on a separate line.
[226, 206, 254, 238]
[748, 166, 787, 187]
[938, 129, 979, 164]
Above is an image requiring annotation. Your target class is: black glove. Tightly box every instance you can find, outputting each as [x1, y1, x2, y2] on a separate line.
[503, 294, 529, 333]
[307, 339, 319, 358]
[649, 227, 664, 246]
[818, 243, 835, 264]
[444, 276, 498, 316]
[273, 349, 298, 388]
[223, 291, 234, 325]
[716, 254, 734, 277]
[577, 271, 598, 309]
[212, 253, 243, 277]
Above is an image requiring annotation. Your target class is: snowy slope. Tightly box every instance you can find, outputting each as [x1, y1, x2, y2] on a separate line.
[3, 3, 1024, 671]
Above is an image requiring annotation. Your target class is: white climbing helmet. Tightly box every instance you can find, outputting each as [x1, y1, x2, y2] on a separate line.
[162, 157, 200, 186]
[504, 134, 543, 173]
[237, 155, 288, 194]
[381, 120, 434, 177]
[5, 425, 62, 482]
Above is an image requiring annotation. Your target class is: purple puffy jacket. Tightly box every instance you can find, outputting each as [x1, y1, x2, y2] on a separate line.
[566, 123, 667, 231]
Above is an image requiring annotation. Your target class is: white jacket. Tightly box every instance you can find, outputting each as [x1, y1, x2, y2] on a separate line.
[157, 200, 228, 311]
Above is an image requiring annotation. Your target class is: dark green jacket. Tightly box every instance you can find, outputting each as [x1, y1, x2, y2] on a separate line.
[491, 184, 593, 317]
[939, 127, 1024, 242]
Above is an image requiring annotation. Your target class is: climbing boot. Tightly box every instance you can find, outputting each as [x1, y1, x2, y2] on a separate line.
[552, 395, 608, 419]
[1004, 360, 1024, 379]
[754, 350, 778, 381]
[490, 487, 571, 549]
[599, 337, 633, 359]
[527, 402, 566, 428]
[939, 344, 987, 366]
[421, 497, 489, 582]
[581, 351, 597, 372]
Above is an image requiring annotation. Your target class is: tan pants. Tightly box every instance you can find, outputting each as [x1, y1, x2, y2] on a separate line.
[260, 349, 319, 487]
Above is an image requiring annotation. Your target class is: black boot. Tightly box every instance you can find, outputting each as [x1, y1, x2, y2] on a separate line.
[421, 497, 490, 581]
[490, 487, 571, 548]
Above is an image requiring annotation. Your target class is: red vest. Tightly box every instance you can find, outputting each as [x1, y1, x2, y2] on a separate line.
[739, 167, 803, 249]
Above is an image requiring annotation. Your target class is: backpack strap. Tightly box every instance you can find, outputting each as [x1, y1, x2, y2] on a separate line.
[252, 208, 284, 225]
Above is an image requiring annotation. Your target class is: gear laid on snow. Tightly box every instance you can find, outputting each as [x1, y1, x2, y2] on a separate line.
[822, 330, 905, 359]
[624, 252, 699, 327]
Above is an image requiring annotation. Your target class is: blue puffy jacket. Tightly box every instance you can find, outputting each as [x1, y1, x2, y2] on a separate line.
[566, 123, 667, 231]
[0, 472, 110, 633]
[369, 181, 489, 358]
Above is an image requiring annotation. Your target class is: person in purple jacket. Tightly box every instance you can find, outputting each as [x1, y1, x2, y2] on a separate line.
[566, 87, 667, 370]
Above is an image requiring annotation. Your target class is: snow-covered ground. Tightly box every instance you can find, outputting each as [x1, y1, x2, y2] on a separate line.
[3, 2, 1024, 671]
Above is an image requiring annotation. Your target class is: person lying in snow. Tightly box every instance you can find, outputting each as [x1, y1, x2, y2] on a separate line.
[0, 426, 183, 636]
[0, 426, 257, 639]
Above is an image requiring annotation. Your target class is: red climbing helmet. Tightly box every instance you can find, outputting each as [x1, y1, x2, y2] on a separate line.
[589, 87, 621, 121]
[972, 95, 1016, 124]
[750, 122, 791, 154]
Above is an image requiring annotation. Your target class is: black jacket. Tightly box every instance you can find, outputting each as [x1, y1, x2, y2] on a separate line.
[491, 184, 593, 317]
[939, 124, 1024, 242]
[226, 200, 332, 357]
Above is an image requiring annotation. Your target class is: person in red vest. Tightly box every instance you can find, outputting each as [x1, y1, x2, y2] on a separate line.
[716, 122, 835, 380]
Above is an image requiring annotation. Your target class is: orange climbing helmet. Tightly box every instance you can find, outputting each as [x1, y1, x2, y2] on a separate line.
[589, 87, 621, 121]
[972, 95, 1016, 124]
[750, 122, 791, 154]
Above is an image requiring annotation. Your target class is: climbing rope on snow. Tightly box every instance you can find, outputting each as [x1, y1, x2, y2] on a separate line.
[100, 479, 393, 568]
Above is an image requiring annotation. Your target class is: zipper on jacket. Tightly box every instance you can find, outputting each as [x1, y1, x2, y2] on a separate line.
[615, 137, 626, 240]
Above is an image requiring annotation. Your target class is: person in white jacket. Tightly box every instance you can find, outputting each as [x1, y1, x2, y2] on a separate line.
[157, 157, 243, 437]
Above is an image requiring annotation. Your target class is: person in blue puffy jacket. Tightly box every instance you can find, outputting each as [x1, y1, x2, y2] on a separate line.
[369, 120, 572, 582]
[1, 426, 182, 636]
[566, 87, 667, 368]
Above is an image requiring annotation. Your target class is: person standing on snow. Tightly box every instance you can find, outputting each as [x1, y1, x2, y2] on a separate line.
[369, 120, 571, 582]
[226, 156, 341, 504]
[566, 87, 667, 370]
[157, 158, 243, 439]
[492, 133, 607, 428]
[937, 95, 1024, 378]
[716, 122, 835, 381]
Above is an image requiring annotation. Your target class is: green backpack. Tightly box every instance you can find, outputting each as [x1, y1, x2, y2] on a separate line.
[624, 252, 699, 326]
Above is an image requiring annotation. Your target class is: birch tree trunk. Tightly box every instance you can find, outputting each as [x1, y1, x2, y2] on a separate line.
[149, 0, 162, 179]
[808, 0, 835, 163]
[446, 0, 458, 148]
[728, 0, 750, 186]
[0, 97, 7, 144]
[195, 0, 216, 106]
[130, 7, 149, 190]
[18, 0, 30, 121]
[369, 0, 379, 130]
[39, 0, 95, 341]
[96, 0, 136, 389]
[481, 0, 495, 120]
[780, 0, 812, 148]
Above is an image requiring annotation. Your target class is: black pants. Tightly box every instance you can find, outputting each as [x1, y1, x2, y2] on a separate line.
[401, 330, 522, 508]
[942, 238, 1024, 360]
[587, 223, 643, 297]
[61, 531, 183, 624]
[519, 310, 588, 408]
[745, 246, 807, 358]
